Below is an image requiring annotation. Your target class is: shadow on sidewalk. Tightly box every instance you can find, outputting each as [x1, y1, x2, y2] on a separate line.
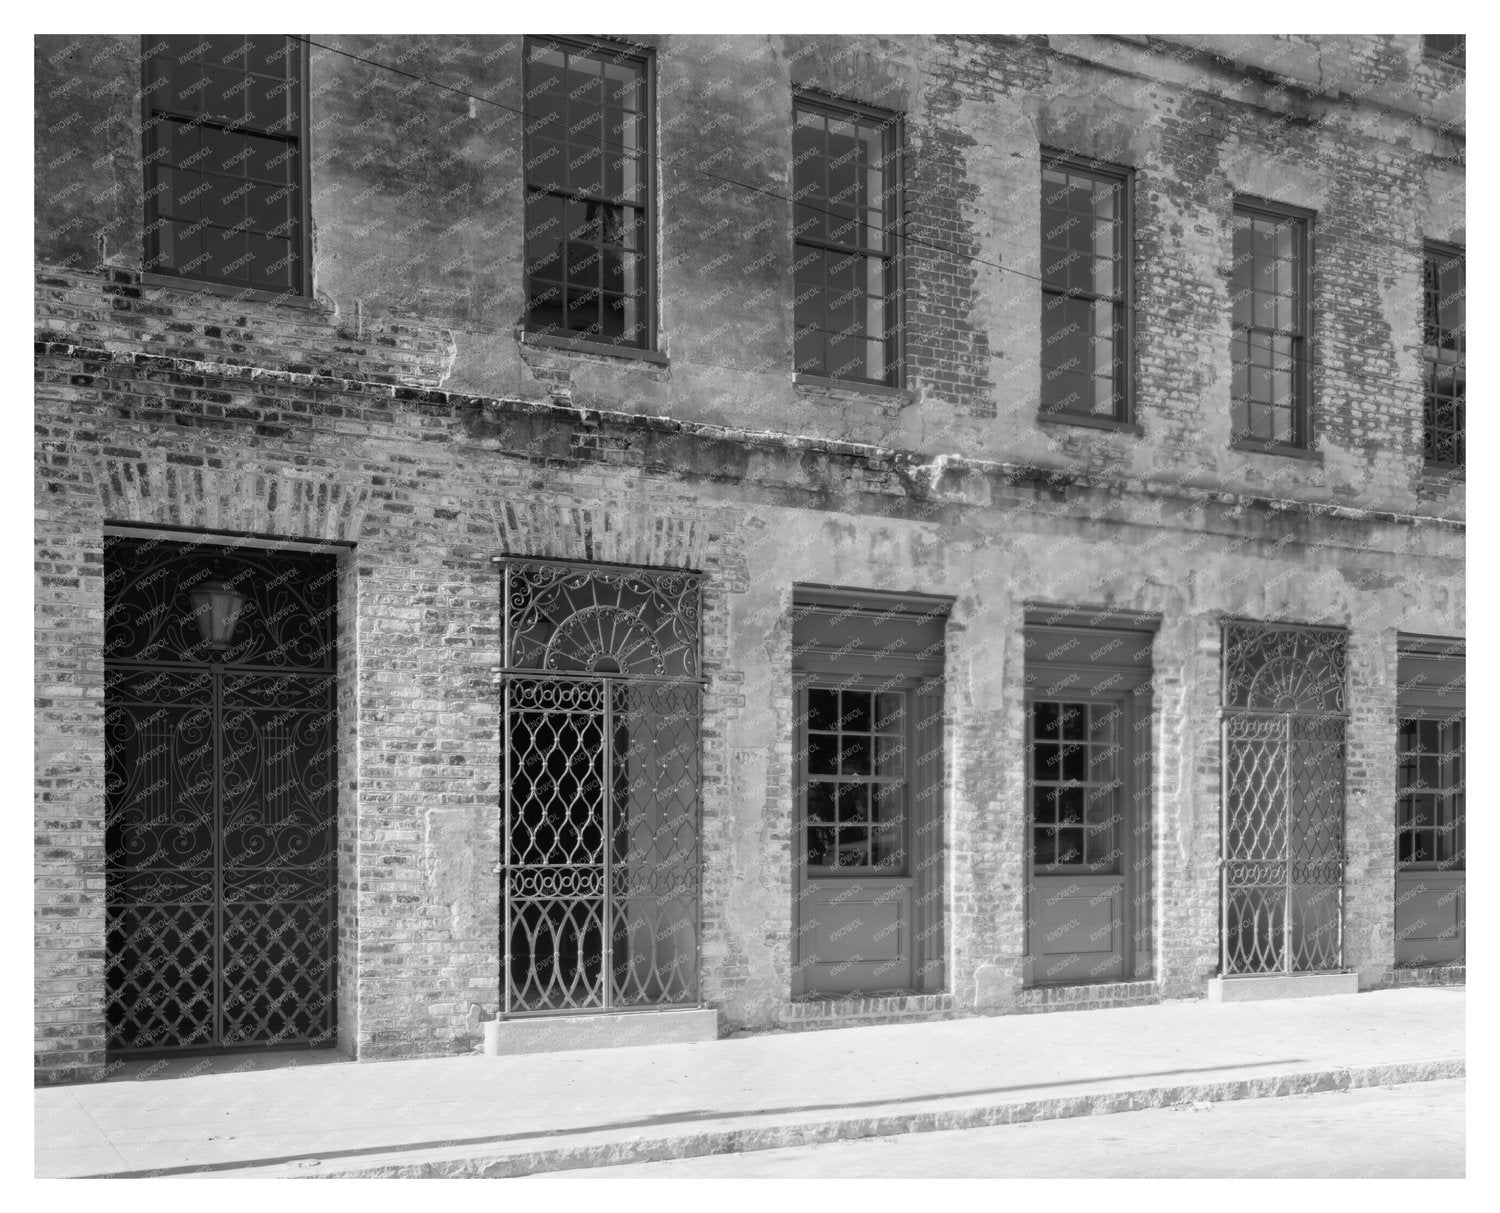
[82, 1057, 1306, 1178]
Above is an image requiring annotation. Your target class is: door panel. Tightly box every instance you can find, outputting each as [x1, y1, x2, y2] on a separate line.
[1029, 875, 1125, 984]
[794, 682, 926, 997]
[800, 878, 912, 993]
[1395, 872, 1465, 965]
[1023, 693, 1140, 985]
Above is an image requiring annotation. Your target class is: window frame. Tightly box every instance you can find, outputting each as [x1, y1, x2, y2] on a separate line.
[520, 34, 658, 355]
[139, 34, 312, 299]
[1025, 694, 1129, 875]
[1421, 239, 1465, 473]
[1396, 715, 1465, 872]
[1038, 150, 1136, 430]
[791, 91, 907, 390]
[1229, 195, 1315, 455]
[796, 676, 915, 876]
[1421, 35, 1466, 70]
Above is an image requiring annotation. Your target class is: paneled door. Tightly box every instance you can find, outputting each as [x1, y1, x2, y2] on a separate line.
[1021, 613, 1155, 987]
[790, 587, 949, 998]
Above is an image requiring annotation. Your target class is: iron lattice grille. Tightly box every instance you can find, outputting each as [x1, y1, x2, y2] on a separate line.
[104, 536, 336, 1053]
[500, 560, 702, 1015]
[1221, 622, 1347, 975]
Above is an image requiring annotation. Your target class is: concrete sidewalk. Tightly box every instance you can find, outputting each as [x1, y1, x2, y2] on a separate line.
[35, 987, 1464, 1179]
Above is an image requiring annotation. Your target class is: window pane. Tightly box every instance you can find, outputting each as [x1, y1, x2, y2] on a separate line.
[836, 782, 870, 822]
[1032, 701, 1060, 738]
[807, 826, 834, 867]
[839, 735, 870, 776]
[806, 782, 835, 822]
[873, 781, 903, 823]
[872, 826, 902, 867]
[1056, 828, 1085, 865]
[807, 688, 839, 731]
[807, 734, 836, 775]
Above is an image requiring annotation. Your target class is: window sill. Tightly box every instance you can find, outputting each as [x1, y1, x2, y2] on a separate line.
[520, 330, 668, 364]
[1036, 409, 1143, 436]
[1230, 440, 1324, 463]
[792, 373, 911, 402]
[138, 272, 321, 310]
[1421, 462, 1466, 482]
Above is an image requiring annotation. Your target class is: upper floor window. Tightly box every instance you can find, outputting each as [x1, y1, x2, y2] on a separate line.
[523, 37, 652, 351]
[1422, 35, 1466, 70]
[1230, 199, 1311, 451]
[792, 95, 903, 387]
[1423, 242, 1465, 470]
[141, 36, 307, 295]
[1040, 153, 1132, 426]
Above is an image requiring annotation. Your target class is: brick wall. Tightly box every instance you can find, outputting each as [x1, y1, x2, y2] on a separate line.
[34, 31, 1464, 1080]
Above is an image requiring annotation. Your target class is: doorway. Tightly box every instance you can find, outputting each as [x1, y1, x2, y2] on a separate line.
[103, 533, 337, 1053]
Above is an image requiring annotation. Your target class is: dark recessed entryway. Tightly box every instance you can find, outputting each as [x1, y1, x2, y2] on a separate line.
[103, 533, 337, 1054]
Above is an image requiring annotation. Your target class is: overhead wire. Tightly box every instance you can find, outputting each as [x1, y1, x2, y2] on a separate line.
[291, 34, 1442, 392]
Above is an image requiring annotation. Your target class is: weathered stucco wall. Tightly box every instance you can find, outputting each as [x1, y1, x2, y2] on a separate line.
[36, 34, 1464, 514]
[35, 32, 1464, 1081]
[36, 266, 1461, 1074]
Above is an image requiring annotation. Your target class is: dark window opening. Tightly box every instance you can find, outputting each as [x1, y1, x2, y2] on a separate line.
[523, 37, 652, 350]
[141, 35, 307, 294]
[1422, 35, 1466, 69]
[792, 95, 903, 386]
[1231, 200, 1311, 450]
[1040, 155, 1132, 424]
[1422, 242, 1465, 470]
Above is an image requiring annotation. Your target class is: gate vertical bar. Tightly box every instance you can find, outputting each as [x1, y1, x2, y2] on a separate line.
[602, 676, 613, 1012]
[500, 562, 513, 1017]
[1220, 715, 1229, 978]
[211, 656, 223, 1048]
[1280, 715, 1291, 975]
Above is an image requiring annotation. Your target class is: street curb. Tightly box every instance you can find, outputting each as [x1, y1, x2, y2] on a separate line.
[134, 1056, 1462, 1179]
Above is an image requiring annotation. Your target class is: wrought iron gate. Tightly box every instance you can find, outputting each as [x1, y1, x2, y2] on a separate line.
[104, 535, 336, 1052]
[1221, 621, 1347, 974]
[499, 559, 702, 1015]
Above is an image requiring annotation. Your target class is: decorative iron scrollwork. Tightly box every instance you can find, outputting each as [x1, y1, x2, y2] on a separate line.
[499, 559, 702, 1016]
[503, 560, 701, 680]
[1223, 621, 1346, 715]
[104, 535, 337, 1053]
[1221, 620, 1347, 976]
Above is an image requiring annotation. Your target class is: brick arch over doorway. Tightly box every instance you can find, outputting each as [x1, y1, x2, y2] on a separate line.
[91, 454, 373, 542]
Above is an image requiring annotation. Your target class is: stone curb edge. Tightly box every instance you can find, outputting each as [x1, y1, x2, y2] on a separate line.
[123, 1057, 1461, 1180]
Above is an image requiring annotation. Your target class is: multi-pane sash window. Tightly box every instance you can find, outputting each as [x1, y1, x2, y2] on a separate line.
[1028, 699, 1121, 872]
[1397, 717, 1465, 869]
[1041, 155, 1130, 422]
[523, 38, 651, 349]
[142, 36, 307, 293]
[1231, 200, 1310, 448]
[803, 687, 905, 870]
[792, 96, 902, 386]
[1423, 242, 1465, 469]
